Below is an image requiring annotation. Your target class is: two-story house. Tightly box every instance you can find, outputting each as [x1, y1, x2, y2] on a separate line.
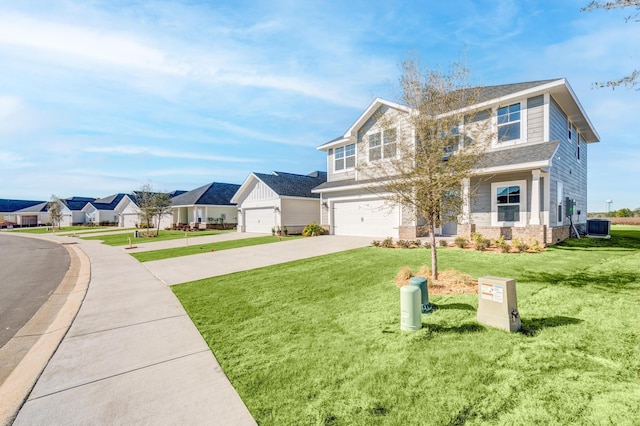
[312, 79, 599, 244]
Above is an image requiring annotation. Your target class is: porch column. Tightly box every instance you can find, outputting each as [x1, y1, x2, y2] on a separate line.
[530, 169, 541, 225]
[461, 178, 470, 224]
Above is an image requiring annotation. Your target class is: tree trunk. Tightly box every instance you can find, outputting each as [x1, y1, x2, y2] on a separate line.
[429, 220, 438, 281]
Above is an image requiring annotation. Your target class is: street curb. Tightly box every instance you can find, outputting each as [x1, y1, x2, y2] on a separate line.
[0, 241, 90, 425]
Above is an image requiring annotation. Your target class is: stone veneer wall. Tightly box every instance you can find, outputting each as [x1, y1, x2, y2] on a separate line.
[457, 224, 547, 245]
[549, 226, 570, 245]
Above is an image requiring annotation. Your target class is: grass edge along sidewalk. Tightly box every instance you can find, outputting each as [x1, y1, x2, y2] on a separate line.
[82, 229, 231, 246]
[173, 226, 640, 425]
[131, 235, 302, 262]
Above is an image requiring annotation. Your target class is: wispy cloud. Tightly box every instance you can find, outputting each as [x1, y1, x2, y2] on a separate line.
[84, 145, 260, 163]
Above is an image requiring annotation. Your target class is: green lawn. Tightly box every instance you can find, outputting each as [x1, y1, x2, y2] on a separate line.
[131, 235, 302, 262]
[9, 225, 110, 234]
[82, 229, 231, 246]
[173, 226, 640, 425]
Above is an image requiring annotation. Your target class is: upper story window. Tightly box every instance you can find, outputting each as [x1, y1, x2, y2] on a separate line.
[497, 103, 521, 142]
[335, 143, 355, 171]
[368, 129, 397, 161]
[567, 122, 573, 143]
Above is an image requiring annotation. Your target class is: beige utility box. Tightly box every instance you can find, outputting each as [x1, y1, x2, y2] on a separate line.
[477, 276, 521, 332]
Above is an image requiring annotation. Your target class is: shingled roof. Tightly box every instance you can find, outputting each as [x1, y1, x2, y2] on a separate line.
[171, 182, 241, 206]
[0, 199, 46, 212]
[64, 197, 96, 211]
[474, 79, 560, 104]
[478, 141, 559, 169]
[90, 193, 127, 210]
[254, 171, 327, 198]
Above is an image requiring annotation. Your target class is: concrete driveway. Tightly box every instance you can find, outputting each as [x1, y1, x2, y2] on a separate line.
[144, 235, 373, 285]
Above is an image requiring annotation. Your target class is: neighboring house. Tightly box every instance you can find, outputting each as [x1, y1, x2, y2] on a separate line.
[62, 196, 95, 225]
[171, 182, 241, 227]
[232, 171, 327, 234]
[83, 193, 142, 227]
[0, 198, 72, 227]
[312, 79, 599, 244]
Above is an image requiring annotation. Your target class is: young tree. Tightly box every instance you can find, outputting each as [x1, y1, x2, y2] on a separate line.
[152, 192, 172, 236]
[47, 194, 63, 229]
[134, 183, 173, 236]
[359, 57, 492, 280]
[582, 1, 640, 90]
[134, 183, 156, 234]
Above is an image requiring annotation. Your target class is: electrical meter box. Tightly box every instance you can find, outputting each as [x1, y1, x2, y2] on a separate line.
[477, 276, 521, 332]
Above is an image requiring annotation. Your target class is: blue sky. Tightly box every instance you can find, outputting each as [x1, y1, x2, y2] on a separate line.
[0, 0, 638, 212]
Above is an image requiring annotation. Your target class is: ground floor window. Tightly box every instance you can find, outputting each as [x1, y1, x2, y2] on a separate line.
[491, 180, 527, 227]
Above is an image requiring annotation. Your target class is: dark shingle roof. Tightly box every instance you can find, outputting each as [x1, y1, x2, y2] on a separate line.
[171, 182, 241, 206]
[91, 193, 127, 210]
[16, 202, 49, 213]
[0, 199, 46, 212]
[474, 79, 561, 104]
[64, 197, 95, 211]
[255, 171, 327, 198]
[478, 141, 559, 169]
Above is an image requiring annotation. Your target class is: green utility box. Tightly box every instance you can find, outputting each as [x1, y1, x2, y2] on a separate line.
[477, 276, 521, 332]
[409, 276, 435, 314]
[400, 285, 422, 331]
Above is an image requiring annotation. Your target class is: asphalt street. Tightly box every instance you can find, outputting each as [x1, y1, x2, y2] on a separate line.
[0, 234, 70, 347]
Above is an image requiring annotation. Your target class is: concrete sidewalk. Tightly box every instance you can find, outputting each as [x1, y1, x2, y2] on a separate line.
[6, 233, 372, 424]
[12, 237, 256, 425]
[144, 235, 373, 285]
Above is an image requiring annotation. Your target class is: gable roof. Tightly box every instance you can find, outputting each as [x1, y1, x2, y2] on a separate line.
[232, 171, 327, 203]
[171, 182, 241, 207]
[64, 197, 96, 211]
[253, 171, 327, 198]
[90, 193, 127, 211]
[0, 199, 46, 213]
[474, 79, 561, 104]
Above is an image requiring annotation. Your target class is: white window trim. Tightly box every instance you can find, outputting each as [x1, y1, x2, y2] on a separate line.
[334, 143, 356, 173]
[367, 128, 397, 162]
[493, 101, 526, 148]
[491, 179, 527, 227]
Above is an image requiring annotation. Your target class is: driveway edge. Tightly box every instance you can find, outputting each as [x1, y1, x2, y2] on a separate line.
[0, 242, 90, 425]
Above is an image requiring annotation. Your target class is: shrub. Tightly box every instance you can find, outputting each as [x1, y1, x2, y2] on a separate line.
[271, 226, 276, 236]
[397, 239, 412, 249]
[302, 222, 324, 237]
[512, 237, 529, 253]
[283, 226, 288, 236]
[454, 236, 467, 248]
[439, 239, 449, 247]
[471, 232, 490, 251]
[529, 239, 544, 252]
[372, 240, 381, 247]
[380, 237, 394, 248]
[494, 235, 511, 253]
[412, 239, 423, 248]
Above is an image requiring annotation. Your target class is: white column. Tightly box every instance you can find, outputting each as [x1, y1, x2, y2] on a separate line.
[461, 178, 470, 224]
[530, 169, 541, 225]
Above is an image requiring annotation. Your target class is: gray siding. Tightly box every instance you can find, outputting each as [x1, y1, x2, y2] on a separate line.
[549, 128, 588, 227]
[470, 172, 532, 226]
[549, 97, 567, 143]
[527, 95, 544, 143]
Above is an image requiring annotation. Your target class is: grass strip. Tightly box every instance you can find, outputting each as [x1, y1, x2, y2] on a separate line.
[10, 226, 110, 234]
[131, 235, 302, 262]
[173, 226, 640, 425]
[82, 229, 230, 246]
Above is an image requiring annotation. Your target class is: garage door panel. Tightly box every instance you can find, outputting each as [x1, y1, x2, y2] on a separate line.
[244, 208, 274, 233]
[333, 200, 398, 238]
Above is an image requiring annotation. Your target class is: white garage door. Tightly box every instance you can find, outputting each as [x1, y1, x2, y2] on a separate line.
[333, 199, 399, 238]
[244, 208, 275, 233]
